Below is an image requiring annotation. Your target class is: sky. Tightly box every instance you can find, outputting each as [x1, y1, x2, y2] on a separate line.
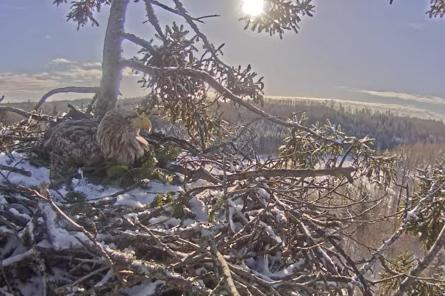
[1, 0, 445, 118]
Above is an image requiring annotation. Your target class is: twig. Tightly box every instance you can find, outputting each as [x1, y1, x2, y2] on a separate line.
[88, 180, 145, 203]
[56, 266, 109, 292]
[86, 93, 98, 114]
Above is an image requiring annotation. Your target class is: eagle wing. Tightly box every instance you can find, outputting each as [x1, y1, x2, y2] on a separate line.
[43, 119, 103, 183]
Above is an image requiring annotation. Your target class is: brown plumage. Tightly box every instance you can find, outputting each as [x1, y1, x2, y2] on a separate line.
[42, 108, 152, 183]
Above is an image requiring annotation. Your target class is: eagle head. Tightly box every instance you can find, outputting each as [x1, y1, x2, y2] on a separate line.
[96, 108, 152, 166]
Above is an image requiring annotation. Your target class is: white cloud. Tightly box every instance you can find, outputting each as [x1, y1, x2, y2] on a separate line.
[50, 58, 77, 65]
[0, 58, 146, 102]
[267, 95, 445, 121]
[355, 89, 445, 105]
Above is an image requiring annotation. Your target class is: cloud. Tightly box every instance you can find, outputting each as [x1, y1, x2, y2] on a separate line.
[355, 89, 445, 105]
[0, 59, 102, 101]
[0, 58, 146, 102]
[50, 58, 77, 65]
[267, 95, 445, 121]
[0, 72, 60, 101]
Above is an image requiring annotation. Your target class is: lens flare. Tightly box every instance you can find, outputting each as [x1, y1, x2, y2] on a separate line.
[242, 0, 264, 17]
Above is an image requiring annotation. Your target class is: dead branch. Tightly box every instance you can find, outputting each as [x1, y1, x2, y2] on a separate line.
[166, 163, 354, 184]
[29, 187, 114, 267]
[33, 86, 99, 111]
[212, 247, 241, 296]
[224, 167, 354, 182]
[0, 164, 31, 177]
[105, 248, 210, 295]
[0, 106, 52, 121]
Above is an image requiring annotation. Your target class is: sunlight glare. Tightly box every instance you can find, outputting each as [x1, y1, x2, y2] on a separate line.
[242, 0, 264, 17]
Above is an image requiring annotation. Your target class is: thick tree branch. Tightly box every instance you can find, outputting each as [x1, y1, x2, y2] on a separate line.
[34, 86, 99, 111]
[143, 0, 166, 41]
[122, 32, 156, 53]
[121, 60, 341, 144]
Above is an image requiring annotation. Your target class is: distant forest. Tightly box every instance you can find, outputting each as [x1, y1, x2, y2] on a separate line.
[2, 97, 445, 153]
[220, 98, 445, 153]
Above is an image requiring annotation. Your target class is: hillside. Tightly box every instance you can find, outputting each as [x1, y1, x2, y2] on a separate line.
[221, 98, 445, 152]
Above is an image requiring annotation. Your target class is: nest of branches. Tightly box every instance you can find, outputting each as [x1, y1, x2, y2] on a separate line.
[0, 103, 404, 296]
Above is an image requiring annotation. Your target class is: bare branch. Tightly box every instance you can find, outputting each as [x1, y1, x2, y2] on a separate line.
[147, 0, 219, 23]
[0, 106, 52, 121]
[30, 187, 114, 267]
[166, 163, 354, 184]
[34, 86, 99, 111]
[212, 247, 241, 296]
[105, 248, 210, 295]
[122, 32, 155, 53]
[143, 0, 166, 41]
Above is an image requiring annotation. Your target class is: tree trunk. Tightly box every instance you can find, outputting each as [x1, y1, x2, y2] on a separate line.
[95, 0, 129, 119]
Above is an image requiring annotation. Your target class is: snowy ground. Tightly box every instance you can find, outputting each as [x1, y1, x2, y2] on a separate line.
[0, 152, 182, 206]
[0, 152, 208, 295]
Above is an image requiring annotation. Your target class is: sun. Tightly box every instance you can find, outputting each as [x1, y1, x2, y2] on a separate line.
[242, 0, 264, 17]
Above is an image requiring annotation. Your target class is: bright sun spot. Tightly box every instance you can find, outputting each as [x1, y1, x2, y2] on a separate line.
[242, 0, 264, 17]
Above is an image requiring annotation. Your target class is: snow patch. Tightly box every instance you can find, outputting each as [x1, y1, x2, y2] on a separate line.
[0, 152, 49, 187]
[121, 280, 163, 296]
[40, 204, 88, 250]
